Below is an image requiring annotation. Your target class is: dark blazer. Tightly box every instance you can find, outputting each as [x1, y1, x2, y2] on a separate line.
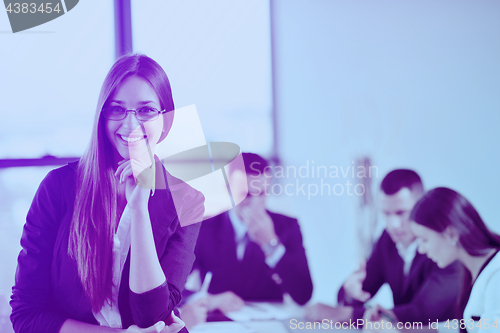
[193, 211, 313, 305]
[10, 161, 204, 333]
[338, 230, 466, 323]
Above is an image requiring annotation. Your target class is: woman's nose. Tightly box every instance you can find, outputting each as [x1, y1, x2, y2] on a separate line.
[121, 111, 141, 132]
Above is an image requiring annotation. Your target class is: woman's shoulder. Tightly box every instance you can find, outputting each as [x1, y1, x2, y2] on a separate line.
[39, 160, 79, 193]
[49, 160, 78, 176]
[23, 161, 79, 237]
[471, 251, 500, 299]
[482, 251, 500, 283]
[464, 252, 500, 327]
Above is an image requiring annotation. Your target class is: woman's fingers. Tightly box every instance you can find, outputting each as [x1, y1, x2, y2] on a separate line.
[153, 321, 166, 333]
[130, 159, 156, 190]
[116, 159, 151, 184]
[120, 163, 133, 184]
[125, 321, 165, 332]
[130, 158, 151, 178]
[115, 160, 130, 178]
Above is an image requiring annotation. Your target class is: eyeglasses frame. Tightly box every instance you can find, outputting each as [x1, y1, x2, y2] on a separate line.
[101, 106, 171, 122]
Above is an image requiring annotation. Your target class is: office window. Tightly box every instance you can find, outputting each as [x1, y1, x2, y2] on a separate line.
[131, 0, 273, 155]
[0, 2, 114, 319]
[0, 1, 115, 159]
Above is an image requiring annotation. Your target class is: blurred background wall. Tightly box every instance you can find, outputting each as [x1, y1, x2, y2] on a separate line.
[1, 0, 499, 331]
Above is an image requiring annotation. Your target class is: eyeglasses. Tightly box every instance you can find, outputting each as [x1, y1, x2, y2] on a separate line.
[102, 106, 169, 122]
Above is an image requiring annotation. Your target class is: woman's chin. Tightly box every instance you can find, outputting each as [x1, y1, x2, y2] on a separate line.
[427, 256, 441, 267]
[435, 259, 452, 269]
[116, 149, 130, 160]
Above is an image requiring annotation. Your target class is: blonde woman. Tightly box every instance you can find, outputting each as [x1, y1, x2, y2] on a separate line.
[11, 54, 204, 333]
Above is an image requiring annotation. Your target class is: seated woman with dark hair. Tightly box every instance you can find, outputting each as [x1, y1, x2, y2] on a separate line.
[365, 187, 500, 333]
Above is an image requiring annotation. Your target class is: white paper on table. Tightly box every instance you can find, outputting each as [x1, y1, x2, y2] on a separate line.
[244, 321, 290, 333]
[189, 321, 257, 333]
[225, 302, 291, 322]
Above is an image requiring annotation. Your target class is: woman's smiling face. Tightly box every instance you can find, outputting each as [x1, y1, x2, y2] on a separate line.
[105, 75, 164, 162]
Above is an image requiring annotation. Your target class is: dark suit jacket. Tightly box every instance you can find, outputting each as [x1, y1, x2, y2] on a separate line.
[193, 211, 313, 305]
[338, 230, 466, 323]
[10, 161, 204, 333]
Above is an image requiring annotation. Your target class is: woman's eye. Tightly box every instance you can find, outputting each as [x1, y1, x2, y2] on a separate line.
[138, 107, 156, 114]
[110, 106, 125, 113]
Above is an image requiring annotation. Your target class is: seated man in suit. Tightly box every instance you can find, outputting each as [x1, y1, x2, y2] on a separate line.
[180, 153, 313, 327]
[306, 169, 465, 324]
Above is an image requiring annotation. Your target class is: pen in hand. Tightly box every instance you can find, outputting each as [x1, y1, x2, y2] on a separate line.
[199, 271, 213, 296]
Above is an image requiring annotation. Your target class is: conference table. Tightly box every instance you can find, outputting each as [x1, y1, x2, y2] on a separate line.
[189, 300, 360, 333]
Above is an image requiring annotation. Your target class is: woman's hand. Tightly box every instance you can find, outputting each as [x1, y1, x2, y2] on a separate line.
[162, 313, 186, 333]
[125, 313, 185, 333]
[126, 321, 166, 333]
[115, 158, 153, 209]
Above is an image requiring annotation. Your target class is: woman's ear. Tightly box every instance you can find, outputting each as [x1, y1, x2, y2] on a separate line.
[444, 226, 460, 246]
